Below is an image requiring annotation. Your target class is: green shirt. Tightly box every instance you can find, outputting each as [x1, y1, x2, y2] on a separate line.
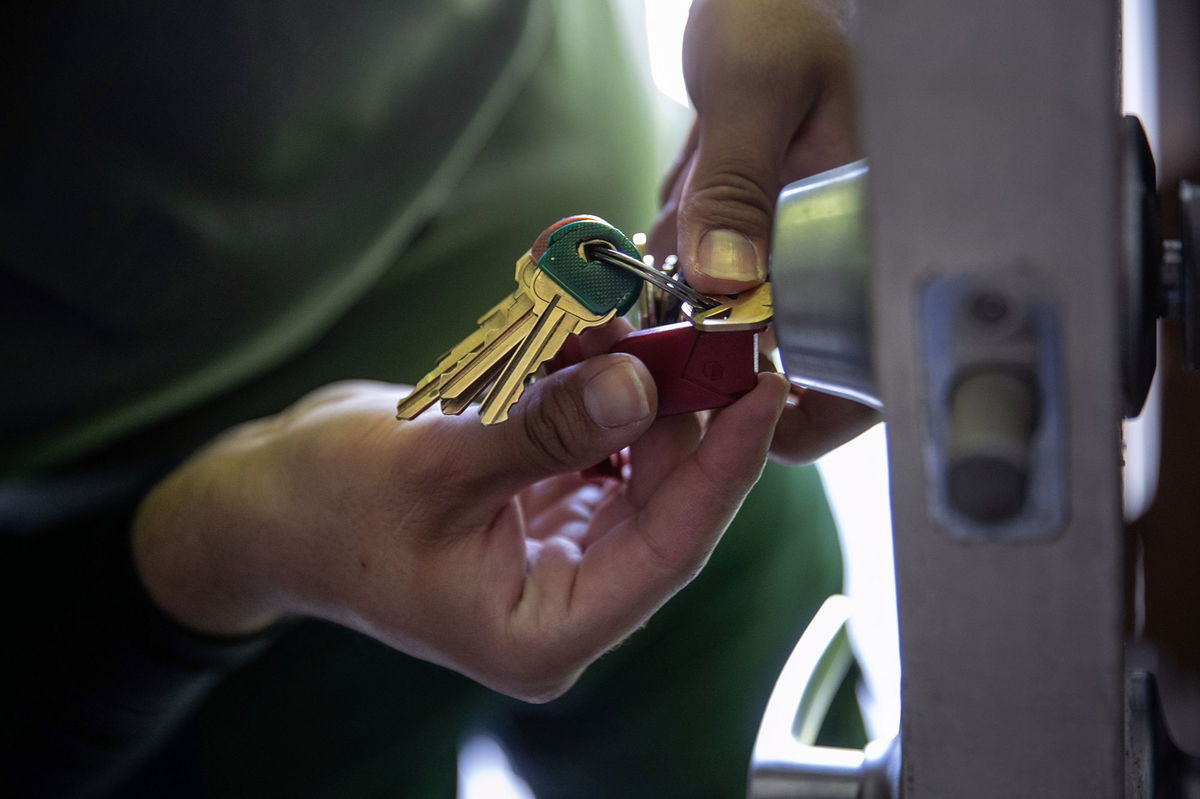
[3, 0, 660, 478]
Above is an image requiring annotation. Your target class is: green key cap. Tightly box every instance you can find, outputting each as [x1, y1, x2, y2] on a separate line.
[537, 219, 644, 316]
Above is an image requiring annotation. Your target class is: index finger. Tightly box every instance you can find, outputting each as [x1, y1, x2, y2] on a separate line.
[565, 372, 790, 648]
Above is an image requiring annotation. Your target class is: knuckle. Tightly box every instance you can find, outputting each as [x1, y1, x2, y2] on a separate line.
[491, 625, 586, 704]
[682, 168, 776, 230]
[635, 521, 689, 576]
[509, 676, 576, 705]
[503, 663, 581, 704]
[382, 427, 477, 523]
[635, 515, 713, 587]
[520, 383, 591, 473]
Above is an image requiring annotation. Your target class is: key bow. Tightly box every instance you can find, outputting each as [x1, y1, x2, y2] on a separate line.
[536, 219, 643, 317]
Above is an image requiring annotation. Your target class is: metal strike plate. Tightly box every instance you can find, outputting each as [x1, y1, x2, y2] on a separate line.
[921, 275, 1068, 539]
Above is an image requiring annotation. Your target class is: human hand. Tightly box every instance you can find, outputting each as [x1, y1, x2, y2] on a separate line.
[650, 0, 858, 292]
[132, 326, 789, 702]
[648, 0, 876, 463]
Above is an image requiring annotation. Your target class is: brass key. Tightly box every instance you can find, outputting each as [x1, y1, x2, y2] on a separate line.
[395, 255, 538, 420]
[476, 269, 615, 424]
[435, 256, 540, 411]
[681, 282, 774, 331]
[396, 217, 644, 425]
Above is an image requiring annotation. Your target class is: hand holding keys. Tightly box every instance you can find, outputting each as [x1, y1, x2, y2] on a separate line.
[397, 215, 782, 426]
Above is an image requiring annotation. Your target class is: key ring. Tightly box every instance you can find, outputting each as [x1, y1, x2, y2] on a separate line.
[585, 245, 721, 311]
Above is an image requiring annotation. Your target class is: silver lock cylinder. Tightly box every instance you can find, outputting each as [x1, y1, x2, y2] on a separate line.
[770, 160, 879, 408]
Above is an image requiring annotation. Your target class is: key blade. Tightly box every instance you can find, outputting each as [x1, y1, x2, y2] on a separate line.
[440, 356, 507, 416]
[439, 306, 535, 399]
[396, 380, 441, 420]
[397, 281, 537, 420]
[398, 338, 491, 419]
[472, 271, 616, 424]
[478, 300, 573, 425]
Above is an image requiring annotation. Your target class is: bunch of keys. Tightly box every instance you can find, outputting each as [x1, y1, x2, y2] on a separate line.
[396, 215, 775, 425]
[396, 216, 643, 425]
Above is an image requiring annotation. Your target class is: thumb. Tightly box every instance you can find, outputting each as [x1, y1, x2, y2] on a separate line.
[675, 0, 845, 295]
[676, 1, 810, 295]
[471, 354, 657, 494]
[677, 113, 784, 295]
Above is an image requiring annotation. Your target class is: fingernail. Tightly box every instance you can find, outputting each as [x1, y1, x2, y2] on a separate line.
[697, 229, 764, 282]
[584, 359, 652, 428]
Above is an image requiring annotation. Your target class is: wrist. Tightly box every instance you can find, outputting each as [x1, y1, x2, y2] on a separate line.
[131, 442, 292, 637]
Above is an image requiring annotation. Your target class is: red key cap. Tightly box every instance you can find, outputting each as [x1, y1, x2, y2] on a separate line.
[550, 323, 762, 418]
[609, 322, 761, 417]
[550, 323, 763, 482]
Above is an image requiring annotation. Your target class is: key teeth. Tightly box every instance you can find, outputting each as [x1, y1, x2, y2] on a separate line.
[477, 375, 527, 425]
[396, 404, 431, 421]
[479, 408, 509, 425]
[478, 375, 526, 424]
[396, 387, 438, 420]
